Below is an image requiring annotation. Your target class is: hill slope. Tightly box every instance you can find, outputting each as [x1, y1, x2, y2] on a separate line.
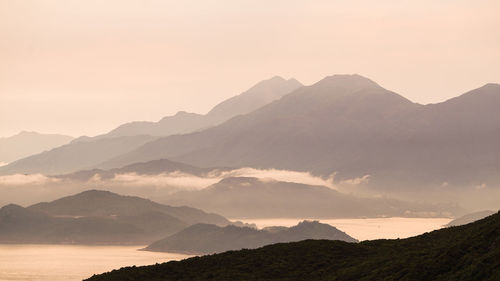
[86, 211, 500, 281]
[56, 158, 221, 181]
[0, 135, 156, 175]
[0, 131, 73, 164]
[0, 76, 301, 175]
[103, 76, 302, 138]
[164, 177, 460, 218]
[0, 190, 230, 244]
[28, 189, 229, 226]
[99, 76, 500, 188]
[145, 220, 357, 254]
[445, 210, 497, 227]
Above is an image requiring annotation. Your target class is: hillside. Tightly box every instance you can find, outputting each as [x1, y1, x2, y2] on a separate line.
[98, 76, 500, 189]
[0, 131, 73, 164]
[103, 76, 302, 138]
[144, 220, 357, 254]
[164, 177, 461, 218]
[0, 135, 157, 175]
[445, 210, 496, 227]
[28, 190, 229, 226]
[0, 76, 300, 176]
[56, 158, 222, 181]
[0, 190, 230, 244]
[85, 211, 500, 281]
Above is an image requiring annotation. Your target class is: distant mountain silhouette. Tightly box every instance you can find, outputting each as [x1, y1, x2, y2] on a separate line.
[97, 75, 500, 188]
[0, 131, 73, 164]
[29, 190, 229, 226]
[56, 158, 225, 181]
[0, 76, 301, 175]
[144, 220, 357, 254]
[445, 210, 497, 227]
[163, 177, 461, 218]
[0, 135, 156, 175]
[85, 211, 500, 281]
[82, 76, 302, 139]
[0, 190, 230, 244]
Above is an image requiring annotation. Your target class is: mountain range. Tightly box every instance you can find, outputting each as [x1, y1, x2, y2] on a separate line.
[2, 74, 500, 191]
[55, 158, 223, 182]
[85, 211, 500, 281]
[163, 177, 461, 218]
[0, 131, 73, 164]
[0, 190, 229, 244]
[445, 210, 497, 227]
[93, 75, 500, 189]
[0, 76, 300, 175]
[100, 76, 302, 138]
[144, 220, 357, 254]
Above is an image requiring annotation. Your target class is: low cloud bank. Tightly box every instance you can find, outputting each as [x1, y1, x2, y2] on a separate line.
[80, 168, 339, 191]
[0, 173, 60, 185]
[214, 168, 337, 189]
[103, 172, 221, 190]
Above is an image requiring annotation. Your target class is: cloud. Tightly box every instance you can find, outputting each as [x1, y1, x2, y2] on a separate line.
[101, 171, 221, 190]
[87, 168, 339, 191]
[339, 175, 370, 185]
[213, 168, 337, 189]
[0, 174, 61, 186]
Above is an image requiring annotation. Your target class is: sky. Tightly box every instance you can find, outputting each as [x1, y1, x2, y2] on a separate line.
[1, 0, 499, 137]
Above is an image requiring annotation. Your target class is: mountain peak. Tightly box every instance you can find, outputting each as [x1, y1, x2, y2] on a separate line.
[483, 82, 500, 88]
[315, 74, 381, 90]
[268, 75, 286, 82]
[0, 203, 25, 212]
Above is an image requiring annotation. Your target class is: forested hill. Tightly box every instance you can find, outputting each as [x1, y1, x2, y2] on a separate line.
[86, 211, 500, 281]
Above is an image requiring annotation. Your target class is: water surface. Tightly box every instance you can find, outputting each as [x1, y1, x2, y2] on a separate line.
[0, 218, 452, 280]
[234, 217, 452, 241]
[0, 244, 190, 281]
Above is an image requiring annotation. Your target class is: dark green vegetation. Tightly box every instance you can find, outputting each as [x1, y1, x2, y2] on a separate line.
[86, 211, 500, 281]
[166, 177, 461, 218]
[145, 220, 357, 254]
[0, 190, 229, 244]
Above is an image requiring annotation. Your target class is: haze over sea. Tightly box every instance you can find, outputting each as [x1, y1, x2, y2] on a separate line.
[0, 217, 451, 281]
[0, 244, 190, 281]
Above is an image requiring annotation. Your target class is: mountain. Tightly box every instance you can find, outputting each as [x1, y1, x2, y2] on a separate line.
[85, 211, 500, 281]
[445, 210, 497, 227]
[162, 177, 461, 218]
[0, 203, 152, 244]
[144, 220, 357, 254]
[0, 190, 230, 244]
[91, 76, 302, 139]
[0, 131, 73, 164]
[56, 158, 223, 181]
[203, 76, 303, 125]
[97, 76, 500, 188]
[0, 135, 157, 175]
[0, 76, 301, 176]
[28, 190, 229, 226]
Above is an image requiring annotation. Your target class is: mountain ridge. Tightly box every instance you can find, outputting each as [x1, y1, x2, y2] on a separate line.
[0, 190, 230, 244]
[0, 76, 302, 175]
[85, 211, 500, 281]
[94, 76, 500, 189]
[144, 220, 357, 254]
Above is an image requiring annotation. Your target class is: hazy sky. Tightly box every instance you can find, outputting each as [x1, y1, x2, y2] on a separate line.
[1, 0, 499, 137]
